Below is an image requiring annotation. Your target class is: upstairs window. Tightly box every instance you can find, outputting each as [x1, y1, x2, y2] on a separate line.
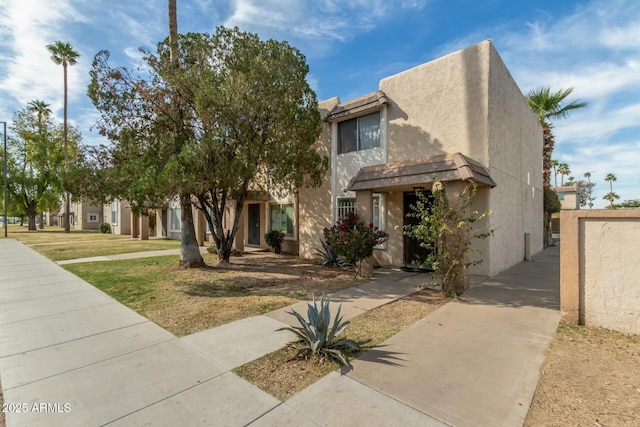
[338, 111, 380, 154]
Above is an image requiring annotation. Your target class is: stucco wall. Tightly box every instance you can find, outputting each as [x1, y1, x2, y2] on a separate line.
[486, 42, 544, 275]
[380, 43, 490, 165]
[298, 98, 337, 259]
[560, 210, 640, 335]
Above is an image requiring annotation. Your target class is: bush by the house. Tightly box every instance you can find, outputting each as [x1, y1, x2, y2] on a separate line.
[323, 212, 387, 277]
[265, 229, 285, 254]
[99, 222, 111, 234]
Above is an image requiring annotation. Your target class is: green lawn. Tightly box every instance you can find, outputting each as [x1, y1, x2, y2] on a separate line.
[6, 224, 180, 260]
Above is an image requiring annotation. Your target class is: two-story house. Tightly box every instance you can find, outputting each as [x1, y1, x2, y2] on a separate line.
[159, 40, 543, 280]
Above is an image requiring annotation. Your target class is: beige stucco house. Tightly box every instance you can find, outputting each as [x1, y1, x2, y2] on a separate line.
[297, 40, 543, 276]
[70, 201, 103, 231]
[103, 199, 132, 235]
[161, 40, 543, 278]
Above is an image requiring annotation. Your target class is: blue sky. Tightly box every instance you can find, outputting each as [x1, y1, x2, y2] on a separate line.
[0, 0, 638, 207]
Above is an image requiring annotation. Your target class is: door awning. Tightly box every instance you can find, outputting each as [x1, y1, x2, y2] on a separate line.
[347, 153, 496, 192]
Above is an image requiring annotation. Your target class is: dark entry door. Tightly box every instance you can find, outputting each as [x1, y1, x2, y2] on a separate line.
[403, 191, 434, 268]
[248, 204, 261, 246]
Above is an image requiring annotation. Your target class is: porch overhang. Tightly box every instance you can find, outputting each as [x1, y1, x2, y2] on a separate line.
[347, 153, 496, 192]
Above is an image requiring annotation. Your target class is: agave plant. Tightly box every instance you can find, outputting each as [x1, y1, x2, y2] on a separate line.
[315, 239, 343, 267]
[279, 294, 360, 366]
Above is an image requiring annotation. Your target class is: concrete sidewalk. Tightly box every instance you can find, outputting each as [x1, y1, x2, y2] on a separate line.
[0, 239, 560, 426]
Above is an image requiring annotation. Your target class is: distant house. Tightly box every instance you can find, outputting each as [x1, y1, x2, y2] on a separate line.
[70, 201, 103, 231]
[103, 199, 132, 235]
[161, 40, 543, 278]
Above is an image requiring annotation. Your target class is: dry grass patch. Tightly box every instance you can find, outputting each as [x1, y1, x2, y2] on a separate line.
[64, 251, 365, 336]
[526, 324, 640, 427]
[233, 289, 449, 400]
[8, 225, 130, 245]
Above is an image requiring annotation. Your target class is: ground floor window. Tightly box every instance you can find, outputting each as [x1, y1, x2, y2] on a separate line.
[169, 207, 181, 231]
[88, 213, 99, 222]
[270, 203, 294, 236]
[336, 196, 381, 230]
[336, 198, 356, 220]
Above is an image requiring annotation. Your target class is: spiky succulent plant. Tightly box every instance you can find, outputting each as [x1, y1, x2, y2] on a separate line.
[279, 294, 360, 366]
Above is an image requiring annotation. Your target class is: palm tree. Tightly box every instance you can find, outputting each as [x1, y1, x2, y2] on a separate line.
[526, 88, 587, 189]
[550, 159, 559, 187]
[27, 100, 52, 124]
[527, 87, 587, 246]
[47, 41, 79, 233]
[27, 100, 52, 229]
[583, 172, 595, 208]
[557, 162, 570, 186]
[604, 173, 618, 209]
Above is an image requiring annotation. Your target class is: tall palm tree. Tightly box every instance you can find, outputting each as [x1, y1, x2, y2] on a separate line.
[27, 100, 52, 229]
[167, 0, 205, 268]
[604, 173, 618, 209]
[550, 159, 559, 187]
[557, 162, 570, 186]
[526, 87, 587, 189]
[584, 172, 594, 209]
[47, 41, 79, 233]
[527, 87, 587, 246]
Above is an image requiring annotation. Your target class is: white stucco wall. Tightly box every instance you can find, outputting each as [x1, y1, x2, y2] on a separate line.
[583, 219, 640, 334]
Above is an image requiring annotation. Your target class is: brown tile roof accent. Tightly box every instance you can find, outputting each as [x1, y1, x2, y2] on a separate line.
[324, 90, 389, 122]
[347, 153, 497, 192]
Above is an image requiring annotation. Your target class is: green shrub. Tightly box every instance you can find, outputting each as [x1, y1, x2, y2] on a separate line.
[99, 222, 111, 234]
[279, 294, 360, 366]
[264, 229, 284, 254]
[323, 212, 387, 277]
[405, 181, 492, 296]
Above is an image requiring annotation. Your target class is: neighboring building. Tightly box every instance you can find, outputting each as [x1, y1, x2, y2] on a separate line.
[104, 199, 132, 235]
[554, 184, 581, 210]
[161, 40, 544, 278]
[551, 184, 581, 232]
[70, 201, 103, 231]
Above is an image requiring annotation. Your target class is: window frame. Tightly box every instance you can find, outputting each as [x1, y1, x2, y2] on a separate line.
[88, 213, 99, 223]
[270, 203, 295, 237]
[337, 111, 381, 154]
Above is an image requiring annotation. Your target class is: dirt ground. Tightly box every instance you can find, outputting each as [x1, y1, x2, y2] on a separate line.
[526, 324, 640, 426]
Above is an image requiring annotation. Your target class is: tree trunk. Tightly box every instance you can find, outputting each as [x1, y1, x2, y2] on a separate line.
[39, 211, 44, 229]
[168, 0, 178, 62]
[178, 194, 205, 268]
[26, 200, 37, 231]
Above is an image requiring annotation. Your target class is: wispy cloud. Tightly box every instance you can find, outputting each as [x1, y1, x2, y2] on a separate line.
[223, 0, 428, 53]
[486, 0, 640, 205]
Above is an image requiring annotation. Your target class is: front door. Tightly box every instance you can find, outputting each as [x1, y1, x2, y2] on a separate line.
[403, 191, 434, 268]
[248, 204, 261, 246]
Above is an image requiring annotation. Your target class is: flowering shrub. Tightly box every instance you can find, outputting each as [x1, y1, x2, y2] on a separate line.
[405, 181, 492, 297]
[323, 211, 387, 277]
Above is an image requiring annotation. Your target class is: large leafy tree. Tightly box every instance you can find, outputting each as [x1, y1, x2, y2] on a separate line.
[526, 87, 586, 246]
[85, 27, 326, 264]
[6, 103, 79, 230]
[47, 41, 79, 233]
